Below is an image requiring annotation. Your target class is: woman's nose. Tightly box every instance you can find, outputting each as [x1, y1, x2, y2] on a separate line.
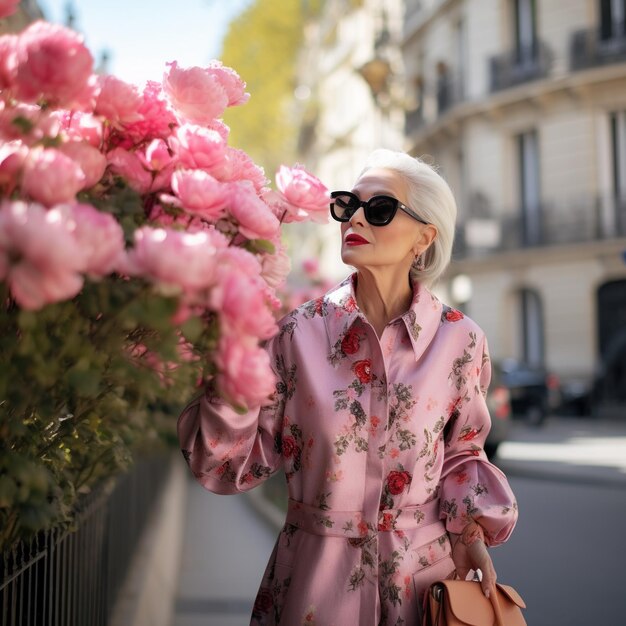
[348, 206, 366, 227]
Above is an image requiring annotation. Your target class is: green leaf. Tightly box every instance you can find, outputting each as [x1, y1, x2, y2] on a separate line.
[244, 239, 276, 255]
[0, 476, 17, 509]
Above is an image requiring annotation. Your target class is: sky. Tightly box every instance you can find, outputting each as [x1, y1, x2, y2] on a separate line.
[38, 0, 254, 86]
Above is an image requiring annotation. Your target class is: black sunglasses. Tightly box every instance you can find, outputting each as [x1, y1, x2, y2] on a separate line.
[330, 191, 429, 227]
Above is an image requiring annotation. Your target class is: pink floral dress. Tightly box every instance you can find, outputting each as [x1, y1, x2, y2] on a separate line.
[178, 274, 518, 626]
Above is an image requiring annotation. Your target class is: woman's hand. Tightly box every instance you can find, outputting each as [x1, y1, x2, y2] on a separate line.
[449, 521, 497, 598]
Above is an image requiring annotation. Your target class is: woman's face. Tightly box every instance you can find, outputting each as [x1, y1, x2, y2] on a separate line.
[339, 168, 435, 274]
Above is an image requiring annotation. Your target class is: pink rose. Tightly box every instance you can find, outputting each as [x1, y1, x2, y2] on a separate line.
[67, 202, 125, 276]
[166, 169, 230, 221]
[206, 119, 230, 142]
[22, 147, 85, 207]
[272, 165, 329, 224]
[59, 141, 107, 189]
[124, 226, 224, 292]
[0, 34, 18, 90]
[211, 269, 277, 340]
[0, 0, 20, 19]
[261, 245, 291, 290]
[168, 123, 226, 170]
[228, 181, 280, 240]
[0, 140, 27, 194]
[162, 61, 228, 125]
[0, 201, 85, 309]
[124, 80, 178, 142]
[53, 110, 103, 147]
[0, 102, 41, 142]
[210, 146, 268, 192]
[205, 60, 249, 106]
[216, 334, 276, 409]
[107, 147, 152, 194]
[15, 21, 93, 107]
[95, 74, 143, 126]
[141, 139, 173, 171]
[216, 246, 263, 280]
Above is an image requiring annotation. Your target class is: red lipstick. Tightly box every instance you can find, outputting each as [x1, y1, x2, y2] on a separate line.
[345, 233, 369, 246]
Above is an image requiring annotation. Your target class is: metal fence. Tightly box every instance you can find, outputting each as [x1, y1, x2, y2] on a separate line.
[0, 454, 171, 626]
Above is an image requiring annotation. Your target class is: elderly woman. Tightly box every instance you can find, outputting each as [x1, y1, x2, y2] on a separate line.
[178, 149, 518, 626]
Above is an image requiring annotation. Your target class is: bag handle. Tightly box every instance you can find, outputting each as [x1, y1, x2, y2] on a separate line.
[490, 587, 505, 626]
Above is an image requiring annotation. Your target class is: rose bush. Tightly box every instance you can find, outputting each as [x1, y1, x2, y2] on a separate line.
[0, 17, 328, 551]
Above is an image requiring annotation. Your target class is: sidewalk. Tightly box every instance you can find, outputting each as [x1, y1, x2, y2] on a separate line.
[494, 416, 626, 487]
[171, 480, 277, 626]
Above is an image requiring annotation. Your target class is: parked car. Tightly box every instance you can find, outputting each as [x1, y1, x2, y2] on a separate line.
[484, 365, 513, 459]
[495, 358, 560, 425]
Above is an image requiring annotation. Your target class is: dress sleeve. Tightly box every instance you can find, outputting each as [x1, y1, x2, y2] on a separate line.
[177, 334, 285, 495]
[439, 334, 518, 546]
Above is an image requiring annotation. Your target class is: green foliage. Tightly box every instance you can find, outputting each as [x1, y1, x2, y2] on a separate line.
[220, 0, 308, 176]
[0, 194, 219, 554]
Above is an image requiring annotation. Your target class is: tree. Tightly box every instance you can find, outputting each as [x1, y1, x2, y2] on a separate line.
[220, 0, 310, 177]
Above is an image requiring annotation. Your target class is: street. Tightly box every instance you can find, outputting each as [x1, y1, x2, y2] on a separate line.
[491, 475, 626, 626]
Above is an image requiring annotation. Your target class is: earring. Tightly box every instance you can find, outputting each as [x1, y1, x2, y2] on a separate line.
[412, 254, 425, 271]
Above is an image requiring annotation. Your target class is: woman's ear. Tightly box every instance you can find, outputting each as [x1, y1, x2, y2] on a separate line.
[413, 223, 438, 256]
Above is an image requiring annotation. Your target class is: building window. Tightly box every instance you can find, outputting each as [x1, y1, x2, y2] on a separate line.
[517, 130, 542, 245]
[609, 110, 626, 233]
[596, 280, 626, 405]
[513, 0, 538, 64]
[519, 288, 544, 366]
[599, 0, 626, 40]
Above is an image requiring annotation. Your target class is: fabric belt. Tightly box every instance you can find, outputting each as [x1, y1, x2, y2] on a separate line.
[285, 497, 441, 539]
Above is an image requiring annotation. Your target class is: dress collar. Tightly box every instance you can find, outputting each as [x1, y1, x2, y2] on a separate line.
[323, 272, 443, 362]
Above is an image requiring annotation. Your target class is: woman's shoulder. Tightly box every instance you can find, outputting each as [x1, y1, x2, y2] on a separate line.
[437, 300, 486, 343]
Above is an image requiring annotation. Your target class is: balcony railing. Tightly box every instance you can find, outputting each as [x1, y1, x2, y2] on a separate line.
[436, 71, 465, 115]
[0, 454, 170, 626]
[489, 41, 553, 92]
[454, 195, 626, 259]
[570, 26, 626, 71]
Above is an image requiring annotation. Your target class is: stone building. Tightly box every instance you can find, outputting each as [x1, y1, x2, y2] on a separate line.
[290, 0, 405, 283]
[402, 0, 626, 414]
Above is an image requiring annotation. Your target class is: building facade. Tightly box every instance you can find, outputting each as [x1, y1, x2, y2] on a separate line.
[402, 0, 626, 413]
[291, 0, 405, 282]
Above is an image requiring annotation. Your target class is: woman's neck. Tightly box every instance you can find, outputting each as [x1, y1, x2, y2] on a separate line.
[355, 269, 414, 338]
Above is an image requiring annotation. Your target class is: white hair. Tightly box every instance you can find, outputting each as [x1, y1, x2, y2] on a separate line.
[358, 149, 457, 287]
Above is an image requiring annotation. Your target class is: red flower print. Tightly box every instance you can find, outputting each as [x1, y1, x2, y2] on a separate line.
[282, 435, 297, 458]
[357, 519, 369, 536]
[446, 309, 464, 322]
[370, 415, 380, 428]
[454, 470, 469, 485]
[341, 327, 361, 355]
[378, 512, 395, 531]
[344, 296, 357, 312]
[353, 359, 373, 384]
[458, 426, 482, 442]
[253, 588, 273, 614]
[386, 470, 412, 495]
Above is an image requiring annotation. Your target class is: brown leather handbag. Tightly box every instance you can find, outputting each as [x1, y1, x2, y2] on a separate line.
[422, 579, 527, 626]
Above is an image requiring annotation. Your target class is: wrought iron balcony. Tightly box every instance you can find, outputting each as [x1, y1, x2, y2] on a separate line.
[570, 26, 626, 71]
[454, 195, 626, 259]
[489, 41, 553, 92]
